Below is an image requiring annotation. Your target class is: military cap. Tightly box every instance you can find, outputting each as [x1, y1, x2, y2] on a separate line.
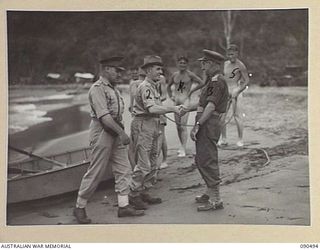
[99, 56, 125, 71]
[227, 44, 239, 52]
[197, 49, 225, 63]
[141, 55, 163, 69]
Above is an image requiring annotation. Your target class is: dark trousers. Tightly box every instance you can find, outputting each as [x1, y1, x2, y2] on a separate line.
[195, 114, 222, 188]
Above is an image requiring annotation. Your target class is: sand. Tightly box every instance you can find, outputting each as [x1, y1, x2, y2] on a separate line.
[6, 85, 309, 226]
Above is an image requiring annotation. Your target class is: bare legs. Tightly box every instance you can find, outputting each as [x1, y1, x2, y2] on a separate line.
[174, 112, 190, 157]
[219, 98, 244, 147]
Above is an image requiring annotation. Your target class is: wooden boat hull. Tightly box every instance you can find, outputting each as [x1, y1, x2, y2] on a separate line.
[7, 148, 113, 204]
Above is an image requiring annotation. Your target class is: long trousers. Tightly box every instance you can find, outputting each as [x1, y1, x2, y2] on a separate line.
[130, 116, 160, 193]
[76, 121, 131, 208]
[195, 114, 222, 188]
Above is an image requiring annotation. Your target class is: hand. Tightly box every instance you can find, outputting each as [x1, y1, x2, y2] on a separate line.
[231, 93, 238, 99]
[178, 105, 188, 117]
[190, 124, 200, 141]
[231, 88, 240, 98]
[173, 105, 187, 116]
[119, 132, 130, 145]
[173, 105, 180, 115]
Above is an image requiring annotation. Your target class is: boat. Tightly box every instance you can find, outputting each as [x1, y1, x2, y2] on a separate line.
[7, 147, 113, 204]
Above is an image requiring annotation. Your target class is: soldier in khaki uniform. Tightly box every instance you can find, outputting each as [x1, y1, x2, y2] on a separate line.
[187, 50, 229, 211]
[129, 55, 183, 209]
[128, 68, 146, 169]
[129, 68, 146, 115]
[73, 56, 144, 224]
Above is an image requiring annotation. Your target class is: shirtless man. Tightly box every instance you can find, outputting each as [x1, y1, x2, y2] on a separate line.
[167, 56, 203, 157]
[157, 74, 168, 169]
[220, 44, 250, 147]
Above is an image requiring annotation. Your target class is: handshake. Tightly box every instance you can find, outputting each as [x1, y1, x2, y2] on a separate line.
[174, 105, 189, 117]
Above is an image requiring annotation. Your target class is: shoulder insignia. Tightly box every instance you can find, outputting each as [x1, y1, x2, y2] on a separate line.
[212, 74, 226, 82]
[92, 80, 102, 87]
[211, 75, 219, 82]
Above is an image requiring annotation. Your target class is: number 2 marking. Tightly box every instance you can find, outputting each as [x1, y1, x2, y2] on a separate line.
[146, 89, 152, 99]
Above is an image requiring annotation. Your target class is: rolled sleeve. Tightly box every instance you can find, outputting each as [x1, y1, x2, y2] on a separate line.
[90, 87, 110, 119]
[206, 83, 222, 107]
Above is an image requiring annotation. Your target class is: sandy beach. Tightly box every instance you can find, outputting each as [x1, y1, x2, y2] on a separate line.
[6, 85, 309, 226]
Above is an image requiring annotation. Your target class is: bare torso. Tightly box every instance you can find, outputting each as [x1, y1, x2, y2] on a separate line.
[171, 70, 195, 104]
[224, 59, 245, 93]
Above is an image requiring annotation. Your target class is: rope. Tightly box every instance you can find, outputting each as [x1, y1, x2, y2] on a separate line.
[255, 148, 271, 167]
[219, 97, 237, 128]
[164, 97, 236, 128]
[164, 85, 271, 168]
[164, 114, 195, 127]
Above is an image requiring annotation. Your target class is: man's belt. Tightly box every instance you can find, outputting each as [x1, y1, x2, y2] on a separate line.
[135, 113, 160, 118]
[92, 116, 124, 136]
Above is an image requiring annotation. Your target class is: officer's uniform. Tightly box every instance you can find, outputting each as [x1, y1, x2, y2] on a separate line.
[76, 76, 131, 208]
[195, 72, 229, 199]
[130, 77, 162, 193]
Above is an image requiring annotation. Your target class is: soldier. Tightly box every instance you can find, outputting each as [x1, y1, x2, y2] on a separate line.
[219, 44, 250, 147]
[73, 56, 144, 224]
[167, 56, 203, 157]
[129, 68, 146, 114]
[189, 49, 229, 211]
[129, 55, 183, 209]
[129, 72, 168, 175]
[128, 68, 146, 169]
[129, 67, 139, 82]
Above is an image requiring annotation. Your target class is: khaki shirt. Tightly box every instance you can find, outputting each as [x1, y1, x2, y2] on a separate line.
[133, 77, 162, 116]
[88, 77, 125, 122]
[130, 79, 144, 107]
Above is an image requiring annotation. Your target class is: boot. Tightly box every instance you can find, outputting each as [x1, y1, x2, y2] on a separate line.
[212, 185, 223, 204]
[140, 193, 162, 204]
[73, 207, 92, 224]
[197, 186, 223, 211]
[129, 195, 148, 210]
[195, 194, 210, 203]
[118, 205, 145, 218]
[197, 200, 224, 212]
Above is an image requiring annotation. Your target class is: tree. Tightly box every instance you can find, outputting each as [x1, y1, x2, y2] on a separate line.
[221, 10, 238, 50]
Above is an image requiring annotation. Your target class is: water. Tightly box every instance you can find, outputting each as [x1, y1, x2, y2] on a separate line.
[8, 105, 91, 160]
[7, 88, 194, 162]
[9, 104, 52, 134]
